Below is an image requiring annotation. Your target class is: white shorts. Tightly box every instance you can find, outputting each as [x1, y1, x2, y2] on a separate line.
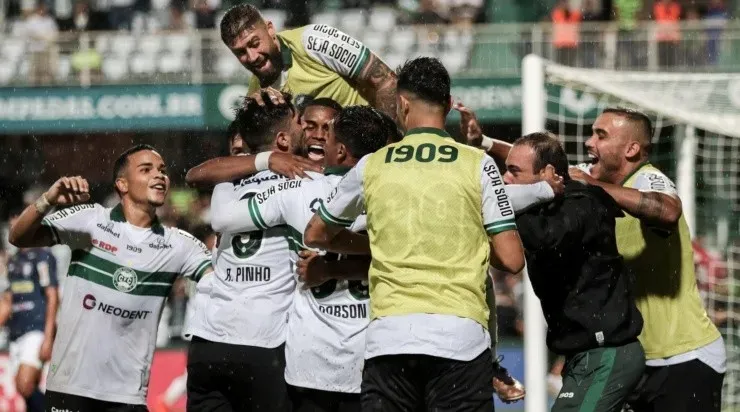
[9, 330, 44, 373]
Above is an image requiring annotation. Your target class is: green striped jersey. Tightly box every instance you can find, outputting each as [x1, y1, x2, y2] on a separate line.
[41, 203, 211, 405]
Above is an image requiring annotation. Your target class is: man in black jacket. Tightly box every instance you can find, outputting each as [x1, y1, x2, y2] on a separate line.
[503, 132, 645, 412]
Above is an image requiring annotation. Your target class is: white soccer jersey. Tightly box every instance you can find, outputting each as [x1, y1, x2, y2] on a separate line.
[184, 171, 296, 348]
[41, 203, 211, 405]
[220, 168, 369, 393]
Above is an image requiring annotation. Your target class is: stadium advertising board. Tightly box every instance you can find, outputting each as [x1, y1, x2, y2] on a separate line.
[0, 85, 204, 133]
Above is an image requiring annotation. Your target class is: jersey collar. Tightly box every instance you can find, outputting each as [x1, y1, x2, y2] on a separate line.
[110, 204, 164, 235]
[620, 161, 652, 186]
[324, 166, 352, 176]
[278, 37, 293, 70]
[405, 127, 452, 139]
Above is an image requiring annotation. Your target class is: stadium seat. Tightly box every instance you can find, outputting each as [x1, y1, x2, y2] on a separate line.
[362, 31, 387, 54]
[443, 28, 473, 51]
[0, 61, 16, 84]
[1, 38, 26, 62]
[261, 9, 286, 31]
[147, 15, 163, 33]
[17, 59, 29, 78]
[102, 57, 128, 81]
[216, 54, 241, 79]
[110, 35, 136, 58]
[131, 12, 147, 34]
[56, 55, 71, 81]
[94, 34, 109, 54]
[389, 28, 416, 54]
[130, 53, 157, 75]
[158, 52, 187, 73]
[440, 50, 468, 75]
[310, 11, 339, 28]
[165, 34, 191, 55]
[382, 52, 406, 71]
[338, 9, 365, 36]
[138, 35, 163, 56]
[368, 7, 397, 32]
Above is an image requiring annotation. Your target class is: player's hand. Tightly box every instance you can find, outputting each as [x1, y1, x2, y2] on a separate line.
[39, 336, 53, 362]
[453, 102, 483, 148]
[45, 176, 91, 207]
[268, 152, 323, 179]
[545, 173, 565, 196]
[568, 166, 597, 186]
[297, 250, 328, 287]
[250, 87, 285, 106]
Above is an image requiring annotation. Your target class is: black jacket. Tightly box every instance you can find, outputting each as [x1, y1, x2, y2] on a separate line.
[516, 180, 643, 355]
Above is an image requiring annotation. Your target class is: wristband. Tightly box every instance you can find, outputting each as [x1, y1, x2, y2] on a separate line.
[255, 151, 272, 171]
[35, 193, 53, 215]
[481, 135, 495, 151]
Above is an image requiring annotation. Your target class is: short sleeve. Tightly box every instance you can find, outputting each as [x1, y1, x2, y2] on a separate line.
[301, 24, 371, 79]
[246, 182, 294, 231]
[318, 157, 367, 227]
[37, 252, 58, 288]
[632, 168, 679, 198]
[41, 204, 100, 249]
[176, 230, 213, 282]
[480, 156, 517, 235]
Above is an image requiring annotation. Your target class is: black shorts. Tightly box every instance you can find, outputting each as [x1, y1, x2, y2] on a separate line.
[626, 359, 725, 412]
[361, 349, 494, 412]
[186, 336, 291, 412]
[288, 385, 360, 412]
[45, 390, 147, 412]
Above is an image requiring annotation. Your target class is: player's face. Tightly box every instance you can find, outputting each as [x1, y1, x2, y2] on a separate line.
[284, 110, 305, 155]
[323, 119, 343, 167]
[585, 113, 628, 183]
[230, 134, 248, 156]
[302, 105, 338, 164]
[120, 150, 170, 207]
[228, 22, 282, 85]
[503, 145, 541, 185]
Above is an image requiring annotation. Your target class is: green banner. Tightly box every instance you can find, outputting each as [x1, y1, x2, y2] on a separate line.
[0, 85, 205, 134]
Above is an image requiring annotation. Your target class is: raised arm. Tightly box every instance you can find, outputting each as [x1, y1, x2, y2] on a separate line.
[569, 167, 682, 228]
[9, 176, 91, 248]
[210, 181, 291, 234]
[353, 53, 398, 119]
[185, 152, 321, 188]
[455, 102, 513, 162]
[297, 250, 370, 287]
[0, 291, 11, 326]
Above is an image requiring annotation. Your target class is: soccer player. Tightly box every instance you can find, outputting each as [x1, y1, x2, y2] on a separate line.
[220, 4, 397, 116]
[209, 105, 395, 411]
[504, 132, 645, 412]
[301, 97, 344, 164]
[183, 96, 306, 411]
[1, 212, 58, 412]
[568, 108, 725, 412]
[8, 144, 213, 412]
[303, 57, 526, 411]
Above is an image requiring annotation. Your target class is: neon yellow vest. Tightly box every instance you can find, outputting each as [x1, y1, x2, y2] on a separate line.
[248, 25, 369, 108]
[362, 128, 490, 328]
[617, 163, 720, 359]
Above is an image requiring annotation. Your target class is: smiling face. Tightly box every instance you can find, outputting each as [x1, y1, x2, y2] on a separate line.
[302, 105, 339, 164]
[503, 144, 542, 185]
[227, 21, 282, 86]
[585, 112, 634, 183]
[116, 150, 170, 207]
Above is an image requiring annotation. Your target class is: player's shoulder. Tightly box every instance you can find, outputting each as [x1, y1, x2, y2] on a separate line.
[168, 227, 209, 252]
[630, 164, 677, 192]
[233, 170, 286, 194]
[44, 202, 103, 222]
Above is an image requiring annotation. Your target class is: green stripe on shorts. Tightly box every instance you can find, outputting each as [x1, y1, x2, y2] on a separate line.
[579, 348, 617, 412]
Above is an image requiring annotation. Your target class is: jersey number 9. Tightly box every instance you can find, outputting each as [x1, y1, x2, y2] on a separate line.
[384, 144, 458, 164]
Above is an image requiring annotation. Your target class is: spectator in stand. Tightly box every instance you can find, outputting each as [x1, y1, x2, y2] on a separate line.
[413, 0, 448, 25]
[653, 0, 681, 68]
[447, 0, 483, 26]
[58, 1, 107, 31]
[13, 2, 58, 85]
[705, 0, 728, 66]
[193, 0, 218, 29]
[613, 0, 642, 69]
[108, 0, 135, 30]
[580, 0, 602, 68]
[683, 7, 706, 68]
[551, 0, 581, 66]
[167, 2, 190, 31]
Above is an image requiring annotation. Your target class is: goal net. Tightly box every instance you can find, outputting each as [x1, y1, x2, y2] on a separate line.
[521, 55, 740, 412]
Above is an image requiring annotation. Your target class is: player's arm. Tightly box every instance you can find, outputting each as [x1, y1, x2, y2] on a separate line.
[568, 167, 682, 228]
[210, 182, 289, 233]
[177, 230, 214, 283]
[9, 176, 91, 248]
[0, 274, 11, 326]
[481, 157, 525, 273]
[304, 159, 369, 255]
[514, 199, 585, 252]
[455, 102, 513, 162]
[297, 250, 370, 287]
[38, 253, 59, 362]
[185, 152, 321, 188]
[353, 53, 397, 119]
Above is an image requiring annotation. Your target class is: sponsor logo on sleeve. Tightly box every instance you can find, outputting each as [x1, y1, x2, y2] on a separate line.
[113, 267, 138, 293]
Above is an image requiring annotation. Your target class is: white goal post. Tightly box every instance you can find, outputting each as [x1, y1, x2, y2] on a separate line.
[521, 54, 740, 412]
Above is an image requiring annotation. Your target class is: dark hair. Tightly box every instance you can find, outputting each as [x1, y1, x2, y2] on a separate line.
[226, 119, 240, 146]
[220, 4, 263, 46]
[235, 91, 295, 153]
[602, 106, 654, 143]
[513, 132, 570, 180]
[396, 57, 451, 108]
[305, 97, 343, 114]
[112, 144, 158, 194]
[333, 106, 389, 159]
[378, 110, 403, 143]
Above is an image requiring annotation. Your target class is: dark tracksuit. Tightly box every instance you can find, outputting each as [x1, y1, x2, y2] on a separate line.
[516, 181, 645, 412]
